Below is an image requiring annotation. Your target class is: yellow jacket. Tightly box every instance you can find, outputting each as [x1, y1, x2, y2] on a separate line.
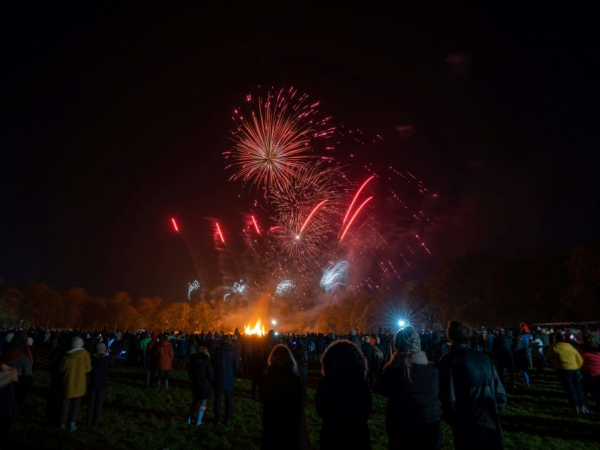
[59, 348, 92, 398]
[547, 342, 583, 370]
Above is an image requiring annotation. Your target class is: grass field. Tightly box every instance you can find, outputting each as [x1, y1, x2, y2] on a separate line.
[10, 350, 600, 450]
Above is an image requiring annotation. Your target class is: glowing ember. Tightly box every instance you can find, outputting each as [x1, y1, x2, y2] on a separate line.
[244, 319, 266, 336]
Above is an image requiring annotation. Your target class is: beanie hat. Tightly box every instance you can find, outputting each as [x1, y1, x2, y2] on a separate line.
[96, 343, 107, 355]
[395, 326, 421, 353]
[71, 337, 84, 349]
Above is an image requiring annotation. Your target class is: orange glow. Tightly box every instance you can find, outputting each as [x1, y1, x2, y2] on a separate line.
[244, 319, 266, 336]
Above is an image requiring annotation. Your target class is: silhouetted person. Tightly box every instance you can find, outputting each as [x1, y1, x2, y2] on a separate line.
[213, 335, 240, 426]
[439, 320, 506, 450]
[316, 340, 372, 450]
[374, 326, 441, 450]
[188, 346, 213, 426]
[259, 344, 306, 450]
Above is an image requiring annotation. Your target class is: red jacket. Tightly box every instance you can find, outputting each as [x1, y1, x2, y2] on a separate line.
[154, 340, 174, 371]
[579, 347, 600, 377]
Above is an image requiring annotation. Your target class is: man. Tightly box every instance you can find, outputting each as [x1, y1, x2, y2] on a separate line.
[213, 335, 240, 425]
[439, 320, 507, 450]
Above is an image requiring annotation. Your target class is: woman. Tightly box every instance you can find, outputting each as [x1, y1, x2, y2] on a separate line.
[316, 340, 372, 450]
[87, 342, 114, 427]
[547, 333, 588, 413]
[374, 326, 441, 450]
[578, 333, 600, 407]
[154, 335, 174, 390]
[259, 344, 305, 450]
[187, 346, 214, 426]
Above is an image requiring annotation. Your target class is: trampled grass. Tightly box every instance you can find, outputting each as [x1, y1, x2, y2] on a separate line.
[10, 350, 600, 450]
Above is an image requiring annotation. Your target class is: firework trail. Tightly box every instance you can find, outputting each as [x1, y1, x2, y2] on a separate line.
[226, 87, 335, 190]
[339, 196, 373, 243]
[320, 261, 348, 291]
[169, 217, 208, 296]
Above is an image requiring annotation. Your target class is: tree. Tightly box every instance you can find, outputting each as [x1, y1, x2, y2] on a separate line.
[62, 288, 90, 328]
[192, 301, 214, 332]
[0, 288, 23, 327]
[563, 246, 600, 319]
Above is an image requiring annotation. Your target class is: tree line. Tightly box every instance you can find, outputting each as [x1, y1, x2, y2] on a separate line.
[1, 243, 598, 332]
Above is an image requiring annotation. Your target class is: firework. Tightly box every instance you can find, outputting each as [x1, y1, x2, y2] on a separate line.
[251, 215, 261, 235]
[320, 261, 348, 291]
[343, 175, 375, 224]
[171, 218, 179, 233]
[216, 222, 226, 245]
[275, 279, 295, 295]
[233, 280, 248, 295]
[188, 280, 201, 299]
[226, 87, 335, 189]
[339, 196, 373, 243]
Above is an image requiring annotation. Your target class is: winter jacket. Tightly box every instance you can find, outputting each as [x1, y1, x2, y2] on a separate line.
[177, 339, 188, 358]
[89, 354, 115, 391]
[154, 340, 174, 371]
[578, 346, 600, 377]
[259, 368, 304, 450]
[3, 350, 32, 378]
[374, 351, 441, 448]
[214, 342, 240, 391]
[59, 348, 92, 398]
[438, 345, 506, 442]
[188, 353, 214, 400]
[140, 337, 151, 354]
[547, 343, 583, 370]
[316, 371, 372, 450]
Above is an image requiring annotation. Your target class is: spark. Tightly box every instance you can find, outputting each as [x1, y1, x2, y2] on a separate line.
[216, 222, 225, 245]
[251, 215, 261, 235]
[171, 218, 179, 233]
[343, 175, 375, 224]
[233, 280, 248, 294]
[339, 196, 373, 243]
[300, 199, 328, 233]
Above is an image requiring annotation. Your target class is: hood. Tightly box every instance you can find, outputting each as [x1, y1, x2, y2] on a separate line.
[65, 348, 89, 360]
[158, 340, 171, 348]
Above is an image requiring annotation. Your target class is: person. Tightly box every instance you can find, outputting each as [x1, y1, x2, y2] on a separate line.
[259, 344, 306, 450]
[0, 364, 18, 450]
[154, 335, 174, 389]
[213, 335, 240, 426]
[146, 333, 159, 388]
[2, 332, 33, 409]
[439, 320, 506, 450]
[188, 346, 214, 426]
[59, 336, 92, 432]
[512, 335, 531, 388]
[547, 333, 588, 413]
[291, 340, 308, 395]
[492, 329, 515, 389]
[578, 333, 600, 408]
[374, 326, 441, 450]
[86, 342, 114, 427]
[530, 333, 547, 375]
[316, 340, 372, 450]
[139, 332, 151, 371]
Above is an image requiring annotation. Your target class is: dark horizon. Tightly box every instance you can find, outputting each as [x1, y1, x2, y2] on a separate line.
[2, 3, 599, 300]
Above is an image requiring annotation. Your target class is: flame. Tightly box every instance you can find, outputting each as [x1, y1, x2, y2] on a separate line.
[244, 319, 266, 336]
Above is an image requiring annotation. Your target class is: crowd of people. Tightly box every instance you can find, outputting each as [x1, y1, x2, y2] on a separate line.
[0, 320, 599, 449]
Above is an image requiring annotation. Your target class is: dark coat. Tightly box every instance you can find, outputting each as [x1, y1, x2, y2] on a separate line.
[188, 353, 214, 401]
[316, 372, 372, 450]
[89, 354, 115, 391]
[374, 352, 441, 449]
[259, 368, 303, 450]
[213, 342, 240, 392]
[438, 345, 506, 443]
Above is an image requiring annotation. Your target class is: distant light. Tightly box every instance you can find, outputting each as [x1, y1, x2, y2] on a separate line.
[274, 332, 279, 336]
[398, 320, 406, 327]
[271, 319, 277, 325]
[295, 235, 300, 240]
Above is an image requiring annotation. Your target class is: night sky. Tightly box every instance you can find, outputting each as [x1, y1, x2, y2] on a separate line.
[2, 3, 598, 301]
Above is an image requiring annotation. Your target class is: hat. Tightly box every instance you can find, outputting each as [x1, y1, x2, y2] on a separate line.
[350, 330, 357, 336]
[96, 343, 107, 355]
[395, 326, 421, 353]
[71, 337, 84, 349]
